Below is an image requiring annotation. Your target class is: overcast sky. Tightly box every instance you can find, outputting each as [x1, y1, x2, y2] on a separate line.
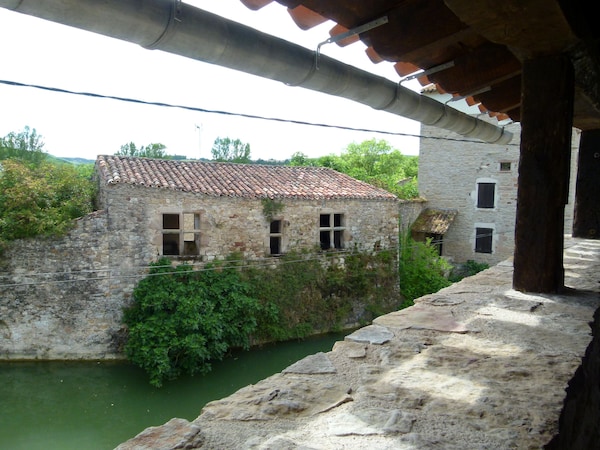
[0, 1, 422, 161]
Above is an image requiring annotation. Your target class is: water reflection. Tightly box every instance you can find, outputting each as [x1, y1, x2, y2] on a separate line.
[0, 331, 347, 450]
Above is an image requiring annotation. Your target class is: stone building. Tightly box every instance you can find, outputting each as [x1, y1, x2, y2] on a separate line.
[94, 156, 401, 261]
[417, 87, 579, 265]
[0, 156, 400, 359]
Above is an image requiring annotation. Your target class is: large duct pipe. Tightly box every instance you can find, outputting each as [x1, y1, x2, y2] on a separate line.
[1, 0, 513, 144]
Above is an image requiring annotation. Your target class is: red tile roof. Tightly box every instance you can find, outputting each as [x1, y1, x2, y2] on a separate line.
[96, 155, 398, 201]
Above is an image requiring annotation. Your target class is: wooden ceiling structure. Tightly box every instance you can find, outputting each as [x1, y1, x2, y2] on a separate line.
[240, 0, 600, 131]
[239, 0, 600, 294]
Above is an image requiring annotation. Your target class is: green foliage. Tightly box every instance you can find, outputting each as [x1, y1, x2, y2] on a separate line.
[448, 259, 489, 282]
[287, 139, 419, 199]
[116, 142, 171, 159]
[211, 137, 251, 163]
[242, 250, 400, 341]
[0, 128, 95, 251]
[124, 250, 400, 385]
[261, 197, 285, 222]
[123, 258, 261, 387]
[398, 231, 451, 306]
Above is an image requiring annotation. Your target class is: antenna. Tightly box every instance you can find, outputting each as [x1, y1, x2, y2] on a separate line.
[195, 124, 202, 159]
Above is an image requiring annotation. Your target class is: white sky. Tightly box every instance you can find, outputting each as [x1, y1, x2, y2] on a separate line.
[0, 1, 422, 161]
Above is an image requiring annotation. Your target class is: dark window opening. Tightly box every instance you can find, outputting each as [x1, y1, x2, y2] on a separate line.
[270, 236, 281, 255]
[477, 183, 496, 209]
[320, 230, 331, 250]
[334, 213, 343, 227]
[163, 234, 180, 255]
[500, 162, 511, 171]
[475, 227, 493, 253]
[163, 214, 179, 229]
[320, 214, 330, 227]
[269, 220, 283, 255]
[334, 230, 343, 249]
[270, 220, 281, 234]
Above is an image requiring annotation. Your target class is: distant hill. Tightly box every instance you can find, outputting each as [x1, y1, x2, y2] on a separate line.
[45, 154, 95, 165]
[57, 156, 95, 165]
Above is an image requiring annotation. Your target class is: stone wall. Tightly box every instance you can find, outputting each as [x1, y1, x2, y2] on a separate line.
[0, 211, 126, 359]
[0, 183, 401, 359]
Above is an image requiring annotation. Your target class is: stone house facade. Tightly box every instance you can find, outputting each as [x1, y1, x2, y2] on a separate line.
[0, 156, 400, 359]
[95, 156, 401, 261]
[418, 88, 579, 265]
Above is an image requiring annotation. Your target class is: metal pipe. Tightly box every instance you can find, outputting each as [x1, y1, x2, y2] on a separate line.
[0, 0, 513, 144]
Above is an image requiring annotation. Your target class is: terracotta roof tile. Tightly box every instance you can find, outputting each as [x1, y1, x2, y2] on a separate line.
[96, 155, 398, 201]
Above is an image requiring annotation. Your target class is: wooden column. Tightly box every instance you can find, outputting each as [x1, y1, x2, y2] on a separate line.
[573, 129, 600, 238]
[513, 55, 574, 293]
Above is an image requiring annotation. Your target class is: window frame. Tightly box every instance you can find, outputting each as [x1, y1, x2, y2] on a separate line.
[319, 212, 345, 251]
[161, 212, 201, 257]
[474, 226, 494, 254]
[476, 181, 496, 209]
[269, 219, 283, 256]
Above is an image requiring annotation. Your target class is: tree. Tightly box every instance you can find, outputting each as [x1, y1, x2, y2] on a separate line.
[0, 126, 46, 165]
[115, 142, 170, 159]
[211, 137, 251, 163]
[287, 139, 419, 199]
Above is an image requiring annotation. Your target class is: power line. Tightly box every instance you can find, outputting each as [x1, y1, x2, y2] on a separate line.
[0, 79, 518, 146]
[0, 228, 517, 288]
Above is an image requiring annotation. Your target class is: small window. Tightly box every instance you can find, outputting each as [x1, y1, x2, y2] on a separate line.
[319, 213, 345, 250]
[475, 227, 493, 253]
[426, 233, 443, 256]
[477, 183, 496, 209]
[269, 219, 283, 256]
[499, 162, 511, 172]
[162, 212, 201, 256]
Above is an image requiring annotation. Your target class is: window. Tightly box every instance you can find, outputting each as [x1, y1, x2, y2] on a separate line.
[162, 212, 201, 256]
[499, 161, 511, 172]
[319, 213, 345, 250]
[475, 227, 493, 253]
[477, 182, 496, 209]
[269, 219, 282, 256]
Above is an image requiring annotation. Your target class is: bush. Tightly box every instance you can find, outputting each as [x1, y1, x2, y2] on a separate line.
[122, 259, 261, 387]
[0, 159, 95, 249]
[448, 260, 489, 282]
[398, 232, 451, 306]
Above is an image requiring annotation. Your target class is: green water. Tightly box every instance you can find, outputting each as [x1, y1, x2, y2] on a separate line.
[0, 332, 347, 450]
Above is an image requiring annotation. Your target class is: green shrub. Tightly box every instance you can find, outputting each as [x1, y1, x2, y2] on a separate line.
[123, 259, 261, 387]
[448, 259, 489, 282]
[398, 232, 451, 306]
[0, 159, 95, 250]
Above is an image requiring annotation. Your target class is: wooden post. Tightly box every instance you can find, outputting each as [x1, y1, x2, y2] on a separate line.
[573, 129, 600, 238]
[513, 55, 574, 293]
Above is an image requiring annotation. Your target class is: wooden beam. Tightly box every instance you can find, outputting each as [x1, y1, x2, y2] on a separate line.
[513, 54, 574, 293]
[573, 129, 600, 238]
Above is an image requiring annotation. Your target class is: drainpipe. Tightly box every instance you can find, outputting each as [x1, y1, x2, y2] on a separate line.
[0, 0, 513, 144]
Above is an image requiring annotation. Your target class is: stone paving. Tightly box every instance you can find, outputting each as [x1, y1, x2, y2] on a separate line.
[117, 237, 600, 450]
